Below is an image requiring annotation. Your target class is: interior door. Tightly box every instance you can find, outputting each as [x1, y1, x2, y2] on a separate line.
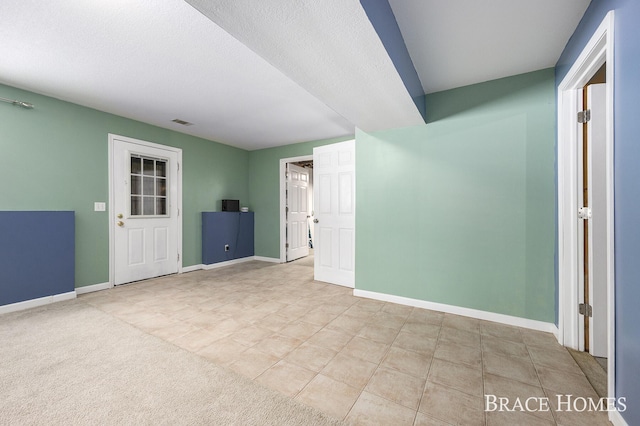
[286, 163, 310, 262]
[587, 83, 608, 358]
[112, 137, 180, 285]
[313, 140, 355, 288]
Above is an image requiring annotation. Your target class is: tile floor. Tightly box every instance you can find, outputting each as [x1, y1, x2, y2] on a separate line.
[79, 258, 611, 425]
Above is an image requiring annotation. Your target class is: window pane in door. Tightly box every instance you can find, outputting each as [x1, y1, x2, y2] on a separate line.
[143, 159, 154, 176]
[156, 198, 167, 215]
[131, 175, 141, 195]
[143, 197, 154, 215]
[156, 161, 166, 177]
[131, 196, 142, 216]
[129, 155, 169, 217]
[131, 157, 141, 174]
[143, 177, 154, 196]
[156, 178, 166, 196]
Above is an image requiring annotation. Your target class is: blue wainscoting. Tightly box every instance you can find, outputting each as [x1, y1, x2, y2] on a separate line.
[0, 211, 75, 306]
[202, 212, 254, 264]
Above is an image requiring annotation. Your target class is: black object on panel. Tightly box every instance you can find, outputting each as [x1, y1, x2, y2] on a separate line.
[221, 199, 240, 212]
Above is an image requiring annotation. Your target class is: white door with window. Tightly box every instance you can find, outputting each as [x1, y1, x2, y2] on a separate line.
[110, 135, 181, 285]
[286, 163, 310, 262]
[313, 140, 355, 287]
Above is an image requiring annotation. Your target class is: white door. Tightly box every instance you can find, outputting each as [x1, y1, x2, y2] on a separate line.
[313, 140, 355, 287]
[111, 136, 180, 285]
[587, 83, 608, 358]
[286, 163, 310, 262]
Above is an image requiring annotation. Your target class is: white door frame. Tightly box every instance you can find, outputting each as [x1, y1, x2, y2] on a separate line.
[557, 11, 614, 398]
[108, 134, 183, 287]
[279, 155, 313, 262]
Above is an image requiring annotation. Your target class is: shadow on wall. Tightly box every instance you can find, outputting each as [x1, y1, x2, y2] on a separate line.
[425, 68, 555, 123]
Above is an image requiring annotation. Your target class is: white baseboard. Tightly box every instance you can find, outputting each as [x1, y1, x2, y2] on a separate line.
[182, 264, 204, 273]
[180, 256, 281, 273]
[254, 256, 281, 263]
[353, 289, 557, 334]
[0, 291, 77, 315]
[75, 282, 111, 295]
[202, 256, 255, 270]
[610, 410, 628, 426]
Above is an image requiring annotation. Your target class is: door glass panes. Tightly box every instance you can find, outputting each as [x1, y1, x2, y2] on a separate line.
[131, 176, 141, 195]
[143, 196, 154, 215]
[130, 155, 168, 216]
[131, 157, 142, 174]
[131, 196, 142, 215]
[143, 159, 154, 175]
[143, 177, 154, 195]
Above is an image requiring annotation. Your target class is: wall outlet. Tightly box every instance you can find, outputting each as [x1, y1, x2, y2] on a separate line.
[224, 244, 230, 252]
[94, 202, 106, 212]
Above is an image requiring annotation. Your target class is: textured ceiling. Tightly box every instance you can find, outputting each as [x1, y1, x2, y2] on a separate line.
[186, 0, 426, 133]
[0, 0, 354, 150]
[0, 0, 591, 150]
[389, 0, 591, 94]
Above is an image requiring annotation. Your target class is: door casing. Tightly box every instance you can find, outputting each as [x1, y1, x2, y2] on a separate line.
[108, 134, 183, 287]
[557, 11, 615, 400]
[285, 162, 311, 262]
[279, 155, 313, 263]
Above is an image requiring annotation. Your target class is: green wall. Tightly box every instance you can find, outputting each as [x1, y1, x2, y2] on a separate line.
[0, 84, 249, 288]
[248, 136, 353, 259]
[1, 68, 557, 323]
[356, 69, 556, 322]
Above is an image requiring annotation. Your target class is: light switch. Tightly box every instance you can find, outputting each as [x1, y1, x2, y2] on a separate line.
[94, 202, 106, 212]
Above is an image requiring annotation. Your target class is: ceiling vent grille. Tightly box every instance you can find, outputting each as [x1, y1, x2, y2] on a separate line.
[172, 118, 193, 126]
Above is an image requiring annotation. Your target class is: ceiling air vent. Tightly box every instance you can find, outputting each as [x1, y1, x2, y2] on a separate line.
[172, 118, 193, 126]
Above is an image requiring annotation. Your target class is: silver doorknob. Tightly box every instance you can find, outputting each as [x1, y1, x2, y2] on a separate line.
[313, 218, 319, 223]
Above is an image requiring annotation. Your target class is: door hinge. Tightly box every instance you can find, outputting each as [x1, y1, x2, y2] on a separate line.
[577, 109, 591, 123]
[285, 243, 289, 249]
[177, 253, 180, 261]
[177, 162, 180, 171]
[579, 303, 593, 317]
[578, 207, 592, 220]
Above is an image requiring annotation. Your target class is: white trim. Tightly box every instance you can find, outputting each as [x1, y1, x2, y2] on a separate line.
[610, 410, 628, 426]
[254, 256, 281, 263]
[75, 282, 111, 295]
[557, 11, 615, 400]
[182, 264, 204, 273]
[108, 134, 183, 288]
[279, 155, 313, 263]
[202, 256, 255, 270]
[0, 291, 76, 315]
[354, 289, 559, 335]
[180, 256, 282, 273]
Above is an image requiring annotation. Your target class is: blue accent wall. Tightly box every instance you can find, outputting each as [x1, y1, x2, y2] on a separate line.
[360, 0, 426, 119]
[202, 212, 254, 264]
[0, 211, 75, 306]
[557, 1, 640, 423]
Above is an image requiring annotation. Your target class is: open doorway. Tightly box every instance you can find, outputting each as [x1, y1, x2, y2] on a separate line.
[279, 155, 314, 263]
[286, 160, 314, 262]
[557, 11, 615, 408]
[279, 140, 356, 288]
[579, 64, 607, 360]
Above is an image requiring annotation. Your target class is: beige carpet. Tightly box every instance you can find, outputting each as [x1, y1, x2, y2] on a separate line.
[0, 299, 342, 425]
